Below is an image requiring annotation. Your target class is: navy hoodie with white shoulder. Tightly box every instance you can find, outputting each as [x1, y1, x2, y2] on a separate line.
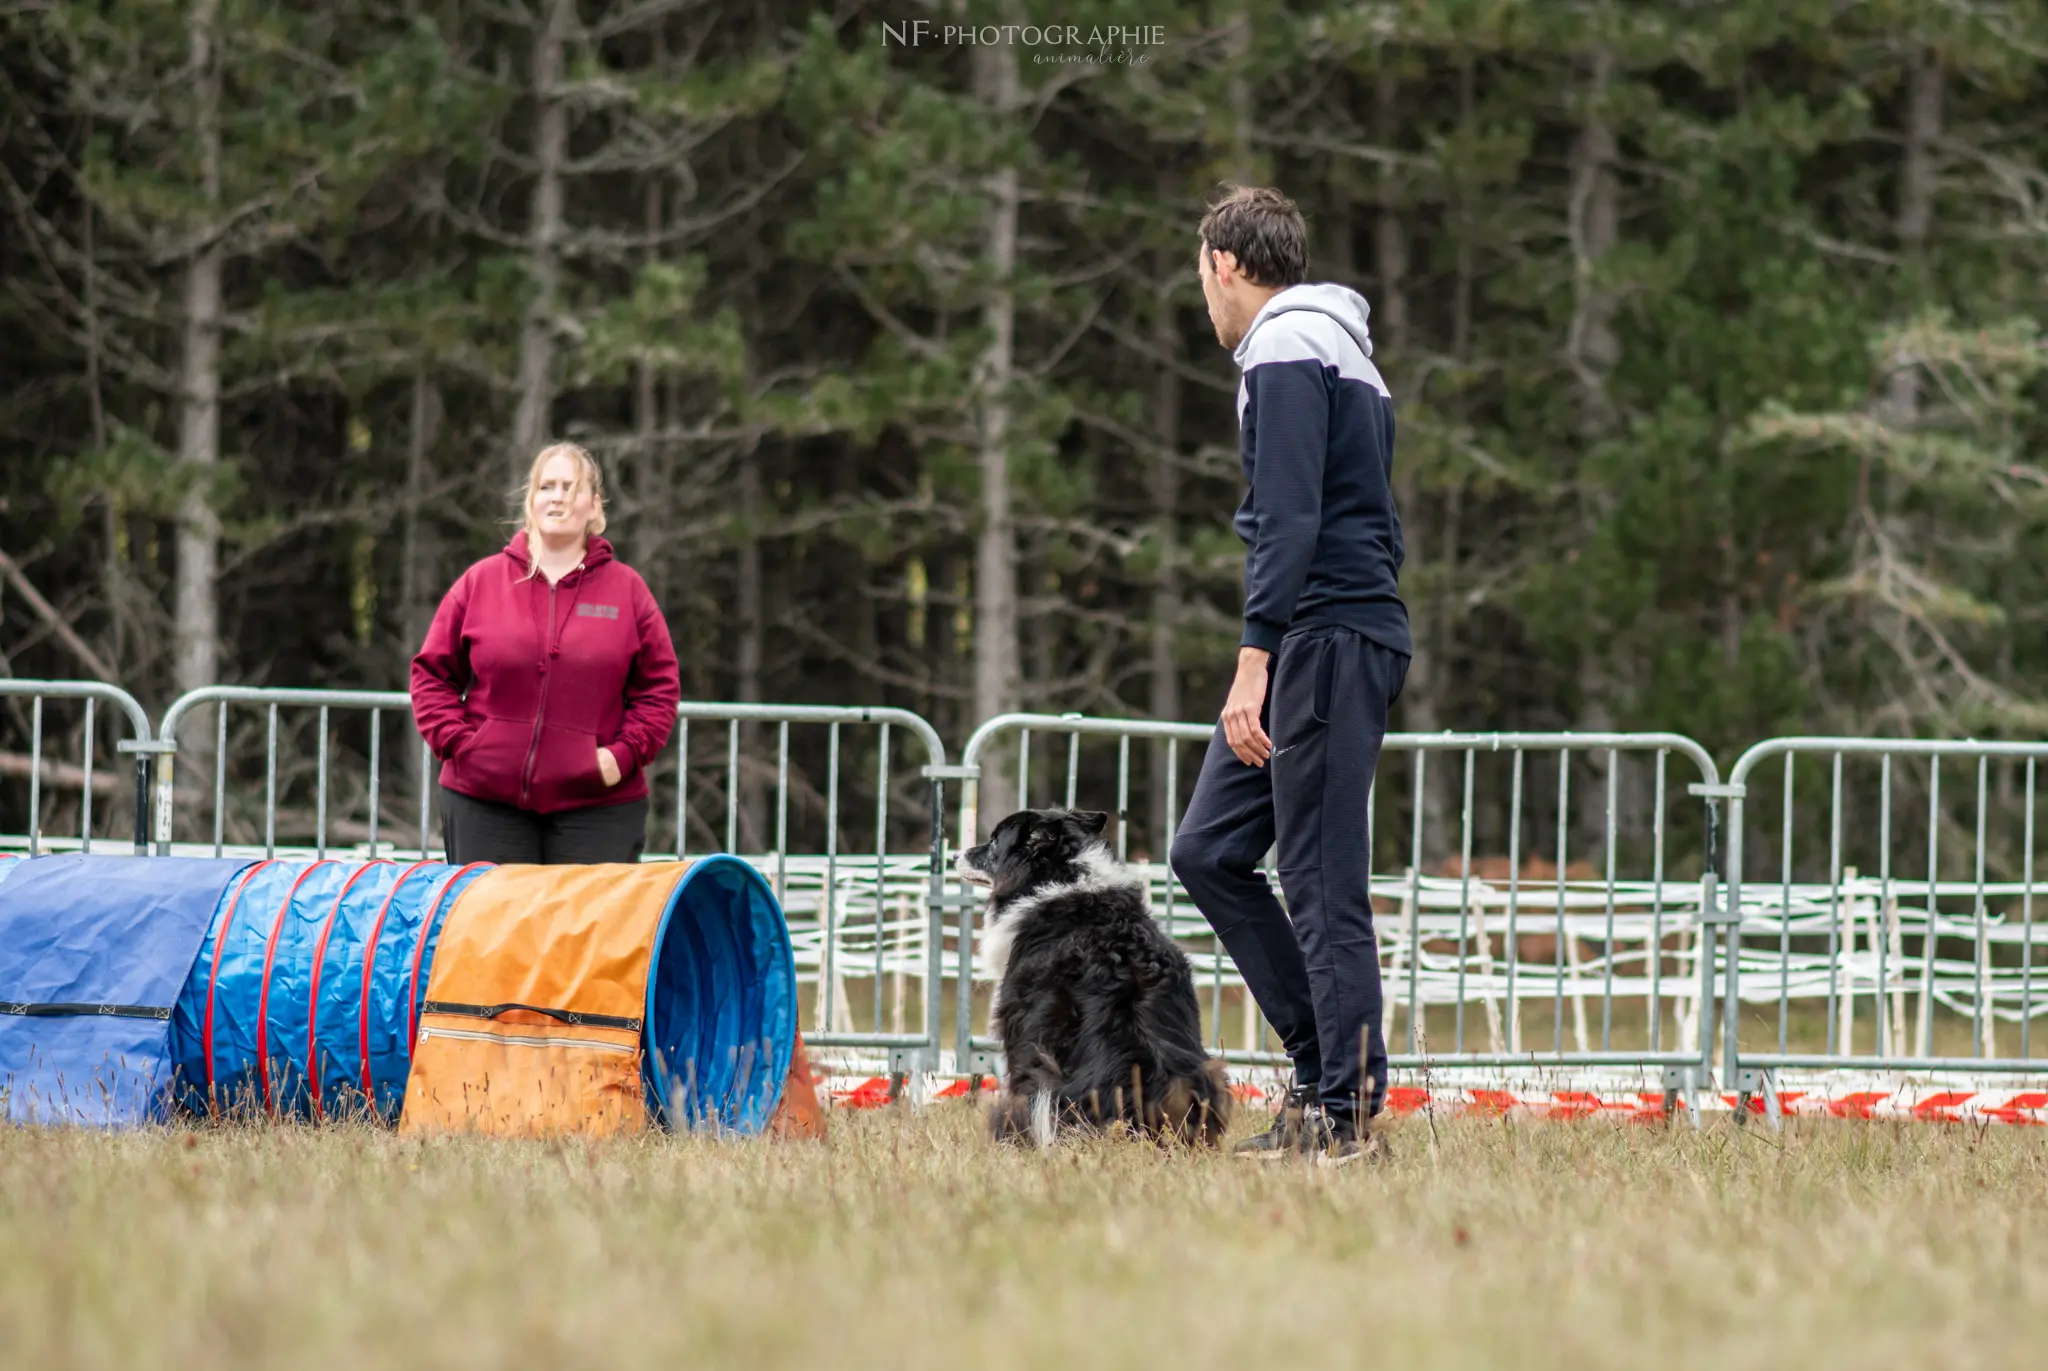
[1231, 283, 1410, 659]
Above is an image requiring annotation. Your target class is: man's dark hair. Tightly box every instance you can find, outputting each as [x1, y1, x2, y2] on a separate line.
[1198, 185, 1308, 288]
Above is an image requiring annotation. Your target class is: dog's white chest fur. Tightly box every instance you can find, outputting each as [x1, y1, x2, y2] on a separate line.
[979, 914, 1019, 986]
[980, 912, 1023, 1021]
[975, 846, 1142, 1023]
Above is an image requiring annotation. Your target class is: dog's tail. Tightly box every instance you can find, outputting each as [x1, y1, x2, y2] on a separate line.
[989, 1049, 1067, 1148]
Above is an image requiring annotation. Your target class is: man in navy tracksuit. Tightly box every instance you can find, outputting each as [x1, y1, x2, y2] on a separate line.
[1170, 186, 1410, 1167]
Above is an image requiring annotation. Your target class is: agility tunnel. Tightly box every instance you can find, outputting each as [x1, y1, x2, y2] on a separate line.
[0, 853, 798, 1135]
[400, 857, 797, 1138]
[169, 858, 490, 1121]
[0, 854, 256, 1126]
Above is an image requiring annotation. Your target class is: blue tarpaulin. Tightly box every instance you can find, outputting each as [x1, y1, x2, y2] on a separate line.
[0, 854, 254, 1126]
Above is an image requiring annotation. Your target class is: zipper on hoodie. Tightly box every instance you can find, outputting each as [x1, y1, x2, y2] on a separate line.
[519, 576, 559, 808]
[517, 559, 591, 808]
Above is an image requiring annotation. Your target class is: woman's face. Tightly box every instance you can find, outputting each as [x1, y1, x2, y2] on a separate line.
[529, 453, 597, 547]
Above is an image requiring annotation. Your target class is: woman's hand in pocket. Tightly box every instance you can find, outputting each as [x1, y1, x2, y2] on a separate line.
[596, 746, 622, 788]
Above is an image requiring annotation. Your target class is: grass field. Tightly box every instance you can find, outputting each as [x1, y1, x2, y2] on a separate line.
[2, 1105, 2043, 1370]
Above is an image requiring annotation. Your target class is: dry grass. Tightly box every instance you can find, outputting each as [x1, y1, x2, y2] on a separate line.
[2, 1106, 2044, 1370]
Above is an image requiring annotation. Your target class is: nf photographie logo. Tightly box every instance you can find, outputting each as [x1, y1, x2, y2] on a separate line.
[880, 20, 1167, 65]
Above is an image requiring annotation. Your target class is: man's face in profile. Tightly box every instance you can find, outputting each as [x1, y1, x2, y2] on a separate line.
[1198, 239, 1247, 350]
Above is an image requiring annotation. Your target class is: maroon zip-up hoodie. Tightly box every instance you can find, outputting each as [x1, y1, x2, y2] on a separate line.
[410, 532, 681, 815]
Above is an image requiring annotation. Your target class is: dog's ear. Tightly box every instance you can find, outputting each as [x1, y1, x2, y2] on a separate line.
[1071, 810, 1109, 838]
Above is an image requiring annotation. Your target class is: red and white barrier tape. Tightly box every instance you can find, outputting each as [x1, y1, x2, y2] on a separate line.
[807, 1068, 2048, 1126]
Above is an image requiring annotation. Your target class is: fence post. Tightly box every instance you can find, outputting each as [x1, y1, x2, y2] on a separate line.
[118, 739, 174, 856]
[1680, 779, 1746, 1125]
[925, 766, 947, 1085]
[922, 761, 982, 1084]
[148, 734, 181, 857]
[1707, 777, 1759, 1120]
[1719, 790, 1742, 1092]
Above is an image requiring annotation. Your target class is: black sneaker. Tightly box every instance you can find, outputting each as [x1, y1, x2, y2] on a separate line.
[1303, 1106, 1390, 1169]
[1231, 1080, 1313, 1161]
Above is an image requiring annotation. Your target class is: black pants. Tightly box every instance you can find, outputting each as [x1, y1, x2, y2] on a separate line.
[438, 786, 649, 866]
[1169, 626, 1407, 1122]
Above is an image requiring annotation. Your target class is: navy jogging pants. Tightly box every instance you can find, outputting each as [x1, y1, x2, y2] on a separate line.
[1169, 625, 1408, 1122]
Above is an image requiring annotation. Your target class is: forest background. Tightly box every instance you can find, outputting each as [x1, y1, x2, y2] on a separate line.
[3, 0, 2046, 864]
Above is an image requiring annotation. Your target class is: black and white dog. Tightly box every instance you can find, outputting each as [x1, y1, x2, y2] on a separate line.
[957, 808, 1233, 1148]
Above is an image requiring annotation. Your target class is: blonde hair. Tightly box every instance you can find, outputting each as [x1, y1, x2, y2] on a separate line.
[517, 442, 608, 559]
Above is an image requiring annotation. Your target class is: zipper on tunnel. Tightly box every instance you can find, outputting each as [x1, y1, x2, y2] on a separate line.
[417, 1025, 635, 1053]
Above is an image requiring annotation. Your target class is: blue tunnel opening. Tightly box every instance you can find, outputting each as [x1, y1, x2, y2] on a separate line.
[643, 855, 797, 1136]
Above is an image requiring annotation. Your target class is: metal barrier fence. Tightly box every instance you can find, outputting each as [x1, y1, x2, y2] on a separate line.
[952, 714, 1730, 1109]
[151, 686, 955, 1073]
[1724, 738, 2048, 1119]
[0, 679, 156, 855]
[156, 687, 436, 860]
[8, 674, 2048, 1112]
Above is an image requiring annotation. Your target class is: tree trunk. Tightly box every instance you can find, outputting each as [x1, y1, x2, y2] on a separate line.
[1885, 47, 1942, 425]
[1884, 47, 1944, 849]
[1567, 47, 1621, 851]
[634, 173, 662, 547]
[1024, 533, 1052, 709]
[1225, 13, 1254, 183]
[632, 24, 667, 556]
[1452, 58, 1476, 363]
[1446, 57, 1475, 848]
[842, 442, 881, 696]
[1567, 49, 1621, 444]
[1147, 234, 1183, 862]
[400, 368, 443, 806]
[511, 0, 569, 480]
[172, 0, 225, 833]
[929, 547, 955, 738]
[969, 35, 1021, 837]
[400, 370, 444, 658]
[82, 119, 121, 675]
[1152, 6, 1251, 859]
[736, 439, 766, 850]
[1375, 65, 1449, 857]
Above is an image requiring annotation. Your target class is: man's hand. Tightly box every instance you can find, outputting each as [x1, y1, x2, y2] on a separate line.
[597, 746, 622, 787]
[1222, 646, 1273, 767]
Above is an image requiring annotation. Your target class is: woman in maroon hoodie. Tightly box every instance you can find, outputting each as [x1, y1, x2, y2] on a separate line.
[410, 443, 681, 864]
